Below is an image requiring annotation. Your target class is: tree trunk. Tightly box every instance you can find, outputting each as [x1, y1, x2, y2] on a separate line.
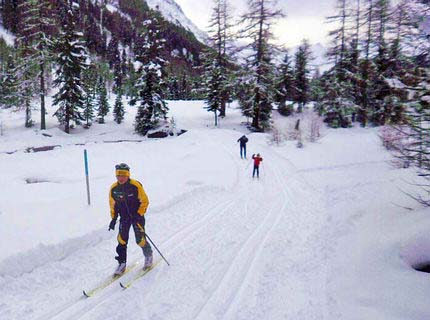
[25, 99, 32, 127]
[40, 61, 46, 130]
[65, 105, 70, 134]
[219, 100, 226, 117]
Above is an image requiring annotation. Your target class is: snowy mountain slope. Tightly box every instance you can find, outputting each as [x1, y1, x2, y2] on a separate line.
[1, 100, 430, 319]
[144, 0, 208, 43]
[104, 0, 208, 43]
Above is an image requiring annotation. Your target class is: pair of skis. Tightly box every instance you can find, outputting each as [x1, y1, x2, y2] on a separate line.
[83, 260, 159, 297]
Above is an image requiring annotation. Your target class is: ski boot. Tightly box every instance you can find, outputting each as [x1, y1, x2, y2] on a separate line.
[114, 262, 126, 276]
[143, 254, 153, 270]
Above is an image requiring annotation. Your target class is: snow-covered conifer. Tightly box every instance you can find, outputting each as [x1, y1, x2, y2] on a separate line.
[96, 75, 109, 123]
[275, 52, 295, 113]
[113, 88, 125, 124]
[134, 10, 168, 135]
[238, 0, 284, 131]
[16, 0, 56, 129]
[294, 39, 312, 113]
[0, 54, 20, 109]
[52, 0, 89, 133]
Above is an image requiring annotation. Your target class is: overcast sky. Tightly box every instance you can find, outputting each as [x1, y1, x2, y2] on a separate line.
[175, 0, 336, 47]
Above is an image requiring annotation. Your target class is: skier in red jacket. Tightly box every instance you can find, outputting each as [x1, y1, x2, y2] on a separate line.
[252, 153, 263, 178]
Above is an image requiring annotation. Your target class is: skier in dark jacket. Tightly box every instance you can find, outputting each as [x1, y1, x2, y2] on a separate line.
[109, 163, 153, 275]
[237, 135, 248, 159]
[252, 153, 263, 178]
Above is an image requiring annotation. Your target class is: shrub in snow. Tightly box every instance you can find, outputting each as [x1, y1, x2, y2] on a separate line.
[272, 112, 322, 148]
[275, 110, 325, 145]
[309, 114, 323, 142]
[269, 126, 284, 146]
[278, 103, 294, 117]
[379, 125, 412, 168]
[379, 125, 407, 151]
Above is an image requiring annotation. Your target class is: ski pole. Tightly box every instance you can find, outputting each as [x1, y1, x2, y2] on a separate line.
[145, 233, 170, 266]
[84, 149, 91, 205]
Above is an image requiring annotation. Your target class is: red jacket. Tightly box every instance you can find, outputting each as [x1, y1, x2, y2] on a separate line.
[252, 155, 263, 166]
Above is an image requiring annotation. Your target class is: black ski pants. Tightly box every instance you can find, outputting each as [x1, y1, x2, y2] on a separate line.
[115, 217, 152, 263]
[240, 144, 247, 158]
[253, 165, 260, 178]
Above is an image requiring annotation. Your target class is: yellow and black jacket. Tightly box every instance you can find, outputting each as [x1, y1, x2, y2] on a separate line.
[109, 179, 149, 220]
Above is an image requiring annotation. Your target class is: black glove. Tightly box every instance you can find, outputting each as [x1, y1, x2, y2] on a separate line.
[109, 218, 117, 231]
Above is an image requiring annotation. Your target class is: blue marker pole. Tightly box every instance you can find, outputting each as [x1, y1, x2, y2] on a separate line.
[84, 149, 91, 205]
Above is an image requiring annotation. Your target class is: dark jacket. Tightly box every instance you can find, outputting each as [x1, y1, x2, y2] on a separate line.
[237, 135, 248, 146]
[109, 179, 149, 220]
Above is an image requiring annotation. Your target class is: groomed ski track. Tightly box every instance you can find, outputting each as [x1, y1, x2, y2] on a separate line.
[0, 129, 330, 320]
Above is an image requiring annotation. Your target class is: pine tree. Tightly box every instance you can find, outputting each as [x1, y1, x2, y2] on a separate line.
[83, 89, 95, 128]
[190, 75, 205, 100]
[16, 0, 56, 130]
[52, 0, 89, 134]
[235, 70, 254, 121]
[318, 71, 357, 128]
[357, 0, 376, 127]
[113, 87, 125, 124]
[294, 39, 312, 113]
[401, 68, 430, 205]
[134, 10, 169, 135]
[107, 36, 120, 69]
[14, 42, 38, 128]
[113, 58, 123, 95]
[203, 55, 223, 125]
[239, 0, 284, 131]
[82, 63, 97, 127]
[180, 73, 190, 99]
[310, 69, 323, 113]
[326, 0, 351, 80]
[205, 0, 234, 118]
[381, 0, 415, 124]
[203, 0, 232, 124]
[2, 0, 19, 33]
[369, 0, 391, 125]
[125, 57, 139, 104]
[96, 75, 109, 123]
[167, 75, 180, 100]
[320, 0, 359, 127]
[0, 54, 20, 109]
[275, 52, 295, 114]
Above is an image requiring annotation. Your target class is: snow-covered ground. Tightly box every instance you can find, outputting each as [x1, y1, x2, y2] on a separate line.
[1, 99, 430, 319]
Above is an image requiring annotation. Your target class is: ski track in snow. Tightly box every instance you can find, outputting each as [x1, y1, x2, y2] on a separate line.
[1, 129, 330, 320]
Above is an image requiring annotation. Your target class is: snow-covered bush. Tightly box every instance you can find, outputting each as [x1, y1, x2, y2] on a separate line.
[379, 125, 411, 168]
[278, 103, 294, 116]
[309, 113, 323, 142]
[271, 109, 325, 146]
[269, 126, 284, 145]
[379, 125, 407, 151]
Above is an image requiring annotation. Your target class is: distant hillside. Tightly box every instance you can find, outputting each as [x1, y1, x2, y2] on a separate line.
[0, 0, 208, 77]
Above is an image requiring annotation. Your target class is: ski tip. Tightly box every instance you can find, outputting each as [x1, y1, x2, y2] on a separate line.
[83, 290, 90, 298]
[120, 282, 127, 289]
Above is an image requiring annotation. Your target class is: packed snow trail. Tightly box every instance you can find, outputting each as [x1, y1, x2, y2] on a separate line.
[0, 129, 329, 320]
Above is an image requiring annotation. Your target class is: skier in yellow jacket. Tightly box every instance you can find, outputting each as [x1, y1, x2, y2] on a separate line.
[109, 163, 152, 275]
